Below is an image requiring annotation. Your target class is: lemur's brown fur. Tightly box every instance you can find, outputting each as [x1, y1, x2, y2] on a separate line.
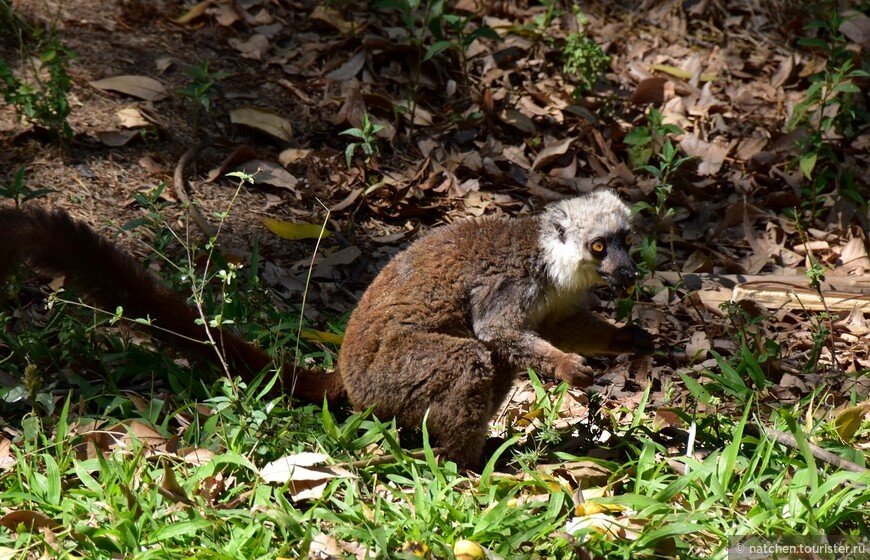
[339, 190, 652, 466]
[0, 190, 652, 467]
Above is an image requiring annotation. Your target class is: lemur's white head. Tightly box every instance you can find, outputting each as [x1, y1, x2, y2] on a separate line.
[539, 190, 636, 295]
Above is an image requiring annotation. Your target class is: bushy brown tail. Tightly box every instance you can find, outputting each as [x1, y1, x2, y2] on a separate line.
[0, 206, 345, 403]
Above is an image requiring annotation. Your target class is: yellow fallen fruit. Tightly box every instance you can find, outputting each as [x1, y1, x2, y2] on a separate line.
[454, 539, 485, 560]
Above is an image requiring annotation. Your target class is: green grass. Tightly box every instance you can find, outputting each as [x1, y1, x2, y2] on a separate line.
[1, 189, 869, 559]
[3, 247, 870, 558]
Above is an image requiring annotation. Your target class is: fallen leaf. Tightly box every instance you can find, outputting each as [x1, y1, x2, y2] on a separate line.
[532, 137, 574, 170]
[263, 217, 331, 240]
[207, 145, 258, 181]
[840, 11, 870, 45]
[260, 452, 352, 501]
[630, 77, 668, 105]
[159, 462, 193, 505]
[313, 246, 361, 277]
[0, 438, 13, 471]
[229, 34, 270, 59]
[680, 133, 732, 176]
[499, 109, 535, 134]
[301, 330, 344, 344]
[95, 129, 140, 147]
[138, 155, 165, 175]
[236, 160, 299, 190]
[0, 510, 61, 533]
[230, 106, 293, 142]
[117, 107, 149, 128]
[171, 0, 211, 24]
[834, 403, 870, 442]
[278, 148, 312, 167]
[326, 50, 366, 81]
[649, 63, 717, 82]
[90, 75, 168, 101]
[309, 5, 358, 35]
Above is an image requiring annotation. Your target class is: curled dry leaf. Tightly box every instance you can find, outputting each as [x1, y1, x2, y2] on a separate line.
[207, 145, 258, 182]
[236, 160, 299, 190]
[532, 137, 574, 170]
[159, 462, 193, 505]
[260, 452, 354, 502]
[90, 75, 168, 101]
[229, 106, 293, 142]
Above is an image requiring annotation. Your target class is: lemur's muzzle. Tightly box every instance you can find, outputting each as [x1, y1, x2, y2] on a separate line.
[599, 250, 638, 298]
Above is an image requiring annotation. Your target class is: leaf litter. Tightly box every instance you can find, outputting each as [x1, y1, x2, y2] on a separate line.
[1, 0, 869, 550]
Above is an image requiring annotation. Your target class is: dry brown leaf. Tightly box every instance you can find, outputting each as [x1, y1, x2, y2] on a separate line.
[159, 462, 193, 505]
[326, 50, 366, 81]
[531, 137, 574, 170]
[313, 246, 361, 277]
[236, 160, 299, 190]
[207, 145, 258, 182]
[0, 438, 13, 471]
[95, 129, 140, 147]
[630, 77, 668, 105]
[229, 34, 270, 59]
[138, 155, 165, 175]
[840, 11, 870, 45]
[0, 511, 61, 533]
[838, 237, 870, 272]
[214, 1, 241, 26]
[107, 419, 167, 450]
[229, 106, 293, 142]
[679, 133, 731, 176]
[771, 56, 795, 88]
[90, 75, 168, 101]
[499, 109, 535, 134]
[278, 148, 312, 167]
[117, 107, 149, 128]
[309, 5, 358, 35]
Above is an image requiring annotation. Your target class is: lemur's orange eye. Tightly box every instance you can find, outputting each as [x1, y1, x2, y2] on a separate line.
[590, 239, 606, 254]
[624, 234, 633, 246]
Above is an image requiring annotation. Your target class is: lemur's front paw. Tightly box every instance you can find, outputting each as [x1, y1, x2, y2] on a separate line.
[609, 324, 655, 355]
[554, 353, 594, 387]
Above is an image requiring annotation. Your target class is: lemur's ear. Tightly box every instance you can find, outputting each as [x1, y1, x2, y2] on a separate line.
[548, 207, 569, 243]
